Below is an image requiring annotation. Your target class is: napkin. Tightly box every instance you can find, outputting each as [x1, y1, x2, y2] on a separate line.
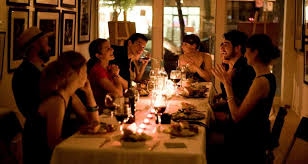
[164, 142, 187, 148]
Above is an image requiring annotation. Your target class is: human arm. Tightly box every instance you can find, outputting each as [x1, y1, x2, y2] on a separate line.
[212, 64, 269, 123]
[39, 97, 66, 149]
[73, 80, 99, 123]
[134, 59, 150, 82]
[188, 53, 212, 81]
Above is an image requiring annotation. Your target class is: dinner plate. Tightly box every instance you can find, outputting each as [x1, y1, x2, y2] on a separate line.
[171, 111, 206, 121]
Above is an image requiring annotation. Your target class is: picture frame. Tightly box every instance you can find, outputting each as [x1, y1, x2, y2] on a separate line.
[304, 0, 308, 84]
[61, 0, 76, 8]
[8, 8, 29, 72]
[78, 0, 91, 43]
[35, 9, 60, 62]
[6, 0, 29, 6]
[0, 32, 5, 79]
[61, 11, 76, 53]
[34, 0, 58, 7]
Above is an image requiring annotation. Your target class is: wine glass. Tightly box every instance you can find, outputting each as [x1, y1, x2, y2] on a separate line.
[170, 70, 181, 86]
[151, 92, 167, 124]
[114, 100, 130, 129]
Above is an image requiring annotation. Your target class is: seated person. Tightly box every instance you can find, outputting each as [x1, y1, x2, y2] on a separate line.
[178, 34, 212, 82]
[130, 49, 150, 82]
[212, 31, 255, 118]
[88, 39, 127, 109]
[110, 33, 149, 83]
[23, 51, 99, 164]
[212, 34, 280, 163]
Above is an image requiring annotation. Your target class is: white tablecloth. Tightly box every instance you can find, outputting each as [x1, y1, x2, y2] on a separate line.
[51, 82, 213, 164]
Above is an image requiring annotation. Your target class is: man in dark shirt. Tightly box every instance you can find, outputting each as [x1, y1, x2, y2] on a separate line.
[216, 30, 255, 106]
[12, 27, 51, 121]
[111, 33, 149, 84]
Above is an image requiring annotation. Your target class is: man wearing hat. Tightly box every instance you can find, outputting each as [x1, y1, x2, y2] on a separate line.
[12, 26, 51, 121]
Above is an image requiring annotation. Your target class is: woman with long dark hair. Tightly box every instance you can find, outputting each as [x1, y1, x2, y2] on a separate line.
[212, 34, 280, 163]
[88, 39, 128, 108]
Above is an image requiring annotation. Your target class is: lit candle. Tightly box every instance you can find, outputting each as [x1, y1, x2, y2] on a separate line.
[144, 118, 150, 124]
[139, 123, 146, 129]
[137, 128, 144, 134]
[150, 108, 156, 114]
[147, 114, 153, 119]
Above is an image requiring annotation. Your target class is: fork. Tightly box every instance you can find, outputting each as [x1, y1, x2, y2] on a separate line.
[99, 138, 111, 148]
[148, 141, 160, 151]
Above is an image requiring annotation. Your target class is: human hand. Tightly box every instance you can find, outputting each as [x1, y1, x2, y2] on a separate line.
[80, 79, 93, 96]
[211, 64, 233, 87]
[108, 64, 120, 75]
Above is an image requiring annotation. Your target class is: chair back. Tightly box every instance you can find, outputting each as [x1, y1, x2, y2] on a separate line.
[284, 117, 308, 164]
[270, 106, 288, 149]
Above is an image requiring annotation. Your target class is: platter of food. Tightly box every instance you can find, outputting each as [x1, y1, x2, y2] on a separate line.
[163, 121, 199, 137]
[116, 129, 152, 148]
[171, 102, 205, 121]
[79, 121, 117, 135]
[178, 85, 208, 98]
[136, 81, 150, 96]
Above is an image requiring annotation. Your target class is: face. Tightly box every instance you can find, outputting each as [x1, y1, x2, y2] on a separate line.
[37, 36, 51, 63]
[181, 42, 196, 53]
[220, 39, 235, 64]
[98, 41, 114, 61]
[78, 65, 87, 87]
[128, 38, 147, 59]
[244, 48, 256, 66]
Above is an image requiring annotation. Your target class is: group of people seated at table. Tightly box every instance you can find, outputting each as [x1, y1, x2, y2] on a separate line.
[11, 26, 279, 164]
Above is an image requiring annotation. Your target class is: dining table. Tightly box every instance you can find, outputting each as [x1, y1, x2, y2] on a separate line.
[50, 82, 214, 164]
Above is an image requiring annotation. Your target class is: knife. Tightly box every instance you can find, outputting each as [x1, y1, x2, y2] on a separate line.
[148, 141, 160, 151]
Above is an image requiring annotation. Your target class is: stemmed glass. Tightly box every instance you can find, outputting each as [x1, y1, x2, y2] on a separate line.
[114, 99, 130, 130]
[151, 92, 167, 124]
[170, 70, 181, 87]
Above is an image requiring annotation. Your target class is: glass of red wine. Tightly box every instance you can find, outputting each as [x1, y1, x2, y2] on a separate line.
[151, 92, 167, 124]
[114, 100, 130, 130]
[170, 70, 181, 88]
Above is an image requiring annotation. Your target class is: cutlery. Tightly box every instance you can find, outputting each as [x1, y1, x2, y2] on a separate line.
[187, 120, 208, 128]
[148, 141, 160, 151]
[99, 138, 111, 148]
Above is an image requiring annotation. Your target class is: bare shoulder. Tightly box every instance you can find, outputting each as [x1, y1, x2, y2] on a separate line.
[251, 76, 270, 97]
[39, 95, 66, 116]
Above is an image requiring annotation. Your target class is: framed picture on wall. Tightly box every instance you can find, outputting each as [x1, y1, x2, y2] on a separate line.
[34, 0, 58, 6]
[8, 8, 29, 72]
[35, 9, 60, 62]
[0, 32, 5, 79]
[61, 0, 76, 8]
[7, 0, 29, 6]
[61, 11, 76, 53]
[304, 0, 308, 84]
[78, 0, 91, 43]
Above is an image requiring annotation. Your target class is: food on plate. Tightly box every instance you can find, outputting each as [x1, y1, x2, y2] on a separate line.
[80, 121, 101, 134]
[120, 129, 152, 142]
[166, 121, 199, 137]
[136, 81, 150, 96]
[181, 102, 195, 110]
[178, 85, 208, 98]
[80, 121, 116, 134]
[172, 107, 205, 120]
[139, 88, 149, 96]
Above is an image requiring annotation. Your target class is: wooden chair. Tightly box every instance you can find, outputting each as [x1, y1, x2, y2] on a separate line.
[283, 117, 308, 164]
[266, 106, 288, 163]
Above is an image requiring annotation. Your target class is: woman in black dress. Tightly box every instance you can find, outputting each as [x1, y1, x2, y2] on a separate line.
[212, 34, 280, 163]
